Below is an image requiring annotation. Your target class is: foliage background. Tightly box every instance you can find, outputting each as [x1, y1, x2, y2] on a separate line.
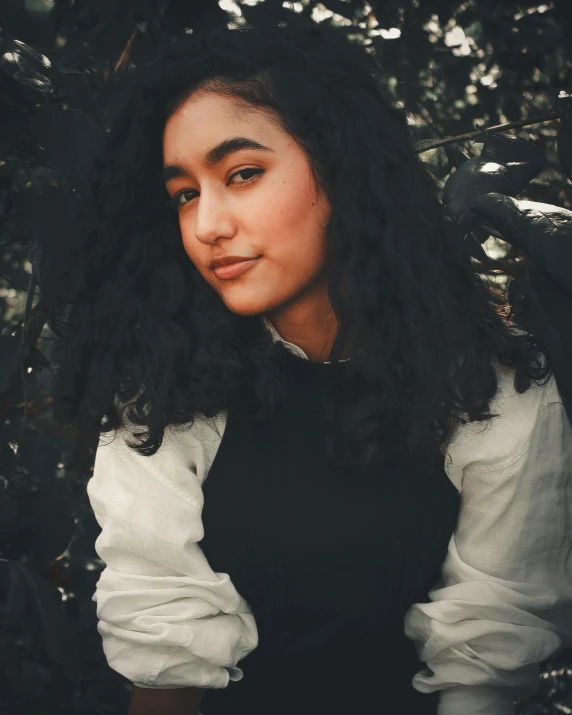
[0, 0, 571, 712]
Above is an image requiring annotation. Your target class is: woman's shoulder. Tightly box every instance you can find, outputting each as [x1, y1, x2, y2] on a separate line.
[162, 410, 229, 499]
[165, 410, 229, 467]
[97, 410, 228, 510]
[444, 365, 564, 487]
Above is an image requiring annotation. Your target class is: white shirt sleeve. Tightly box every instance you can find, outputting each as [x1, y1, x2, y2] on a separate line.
[86, 413, 259, 689]
[404, 369, 572, 715]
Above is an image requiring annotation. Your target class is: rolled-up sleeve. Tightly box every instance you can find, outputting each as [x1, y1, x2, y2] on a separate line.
[86, 419, 258, 689]
[404, 372, 572, 715]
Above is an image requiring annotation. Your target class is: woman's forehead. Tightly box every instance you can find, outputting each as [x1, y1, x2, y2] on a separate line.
[162, 96, 292, 170]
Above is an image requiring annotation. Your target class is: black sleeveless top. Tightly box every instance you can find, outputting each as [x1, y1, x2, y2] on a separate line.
[199, 343, 460, 715]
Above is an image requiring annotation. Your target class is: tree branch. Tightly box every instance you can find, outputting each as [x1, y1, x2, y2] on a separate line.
[414, 112, 562, 153]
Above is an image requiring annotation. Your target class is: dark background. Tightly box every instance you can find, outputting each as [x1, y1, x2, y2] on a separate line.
[0, 1, 571, 713]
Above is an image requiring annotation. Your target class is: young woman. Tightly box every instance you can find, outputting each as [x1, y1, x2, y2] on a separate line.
[61, 20, 572, 715]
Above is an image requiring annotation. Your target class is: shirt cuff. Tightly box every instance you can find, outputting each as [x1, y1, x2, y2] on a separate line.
[438, 685, 521, 715]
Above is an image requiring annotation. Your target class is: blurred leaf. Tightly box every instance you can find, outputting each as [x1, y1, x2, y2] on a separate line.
[29, 104, 106, 199]
[469, 193, 572, 293]
[0, 334, 29, 392]
[0, 34, 53, 97]
[2, 560, 82, 680]
[32, 495, 75, 567]
[557, 91, 572, 183]
[443, 133, 546, 235]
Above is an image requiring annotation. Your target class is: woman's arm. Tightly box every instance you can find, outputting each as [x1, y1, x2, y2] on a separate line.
[128, 685, 205, 715]
[405, 371, 572, 715]
[87, 420, 258, 691]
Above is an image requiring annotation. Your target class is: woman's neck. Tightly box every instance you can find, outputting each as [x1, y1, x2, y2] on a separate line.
[264, 315, 341, 362]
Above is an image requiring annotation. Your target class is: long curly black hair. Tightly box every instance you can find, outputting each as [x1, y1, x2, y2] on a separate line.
[49, 19, 550, 473]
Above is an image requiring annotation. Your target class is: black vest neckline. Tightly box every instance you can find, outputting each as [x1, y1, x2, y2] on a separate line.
[271, 340, 350, 383]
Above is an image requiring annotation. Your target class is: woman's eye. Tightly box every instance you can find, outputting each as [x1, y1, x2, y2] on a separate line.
[171, 189, 197, 208]
[231, 167, 263, 185]
[171, 168, 264, 208]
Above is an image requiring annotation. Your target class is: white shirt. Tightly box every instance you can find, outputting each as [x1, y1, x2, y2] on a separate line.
[87, 318, 572, 715]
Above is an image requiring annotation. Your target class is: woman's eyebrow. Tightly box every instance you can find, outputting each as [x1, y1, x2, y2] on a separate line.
[163, 136, 273, 184]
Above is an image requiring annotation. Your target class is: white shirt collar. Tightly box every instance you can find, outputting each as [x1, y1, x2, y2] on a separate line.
[262, 316, 350, 364]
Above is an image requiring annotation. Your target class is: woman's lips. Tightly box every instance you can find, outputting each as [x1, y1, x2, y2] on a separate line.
[213, 257, 261, 280]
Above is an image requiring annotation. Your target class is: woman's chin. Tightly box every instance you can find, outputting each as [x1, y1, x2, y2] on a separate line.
[220, 296, 275, 317]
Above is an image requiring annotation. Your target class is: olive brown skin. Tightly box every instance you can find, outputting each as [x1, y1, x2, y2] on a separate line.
[163, 89, 338, 363]
[128, 684, 205, 715]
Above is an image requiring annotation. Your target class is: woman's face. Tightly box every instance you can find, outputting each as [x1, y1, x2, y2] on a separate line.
[162, 90, 332, 325]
